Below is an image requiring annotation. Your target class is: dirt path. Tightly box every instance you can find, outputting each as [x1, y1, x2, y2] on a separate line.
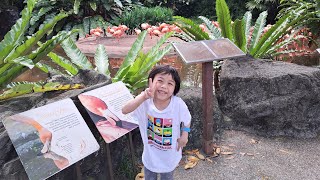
[175, 130, 320, 180]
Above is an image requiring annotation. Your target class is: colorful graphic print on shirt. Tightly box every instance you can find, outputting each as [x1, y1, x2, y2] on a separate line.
[147, 115, 173, 150]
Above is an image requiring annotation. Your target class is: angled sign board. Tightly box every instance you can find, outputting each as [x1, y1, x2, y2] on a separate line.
[172, 38, 246, 64]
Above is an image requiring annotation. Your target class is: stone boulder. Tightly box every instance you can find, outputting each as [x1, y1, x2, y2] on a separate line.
[217, 57, 320, 138]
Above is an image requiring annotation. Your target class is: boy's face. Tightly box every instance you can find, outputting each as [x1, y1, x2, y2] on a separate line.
[153, 73, 175, 102]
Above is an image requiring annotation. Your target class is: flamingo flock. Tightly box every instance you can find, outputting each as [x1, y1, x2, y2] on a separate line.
[85, 21, 316, 62]
[85, 22, 208, 39]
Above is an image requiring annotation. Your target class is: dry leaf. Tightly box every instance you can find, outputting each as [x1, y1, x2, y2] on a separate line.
[221, 146, 233, 151]
[215, 147, 221, 154]
[184, 161, 198, 170]
[192, 149, 199, 153]
[195, 152, 205, 160]
[135, 173, 144, 180]
[225, 155, 235, 160]
[188, 156, 200, 162]
[206, 158, 213, 163]
[184, 150, 193, 155]
[279, 149, 291, 154]
[250, 139, 258, 144]
[220, 151, 234, 155]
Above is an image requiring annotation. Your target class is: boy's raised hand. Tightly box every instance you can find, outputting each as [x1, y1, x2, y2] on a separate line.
[145, 78, 156, 99]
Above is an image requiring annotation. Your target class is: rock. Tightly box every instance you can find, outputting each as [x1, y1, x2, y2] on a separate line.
[178, 87, 223, 149]
[217, 58, 320, 138]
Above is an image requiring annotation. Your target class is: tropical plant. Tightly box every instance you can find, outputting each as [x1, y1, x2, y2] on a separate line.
[174, 0, 319, 58]
[140, 0, 195, 7]
[113, 31, 174, 91]
[27, 0, 137, 39]
[1, 30, 173, 100]
[112, 6, 174, 34]
[0, 0, 76, 90]
[277, 0, 320, 34]
[246, 0, 278, 11]
[46, 31, 173, 92]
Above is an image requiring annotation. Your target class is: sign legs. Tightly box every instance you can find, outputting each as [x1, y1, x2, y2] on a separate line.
[105, 143, 114, 180]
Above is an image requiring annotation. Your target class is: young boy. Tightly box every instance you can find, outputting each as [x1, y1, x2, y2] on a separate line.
[122, 65, 191, 180]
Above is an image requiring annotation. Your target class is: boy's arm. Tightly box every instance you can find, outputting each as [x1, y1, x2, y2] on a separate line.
[181, 122, 191, 138]
[177, 122, 191, 151]
[122, 90, 148, 114]
[122, 78, 156, 114]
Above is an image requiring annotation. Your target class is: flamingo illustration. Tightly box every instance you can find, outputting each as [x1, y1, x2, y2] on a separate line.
[78, 94, 123, 127]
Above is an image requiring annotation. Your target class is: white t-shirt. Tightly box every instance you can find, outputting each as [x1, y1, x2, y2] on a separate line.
[133, 96, 191, 173]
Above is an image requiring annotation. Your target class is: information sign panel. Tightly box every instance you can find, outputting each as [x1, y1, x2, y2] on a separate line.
[172, 38, 246, 64]
[78, 81, 138, 143]
[3, 98, 100, 180]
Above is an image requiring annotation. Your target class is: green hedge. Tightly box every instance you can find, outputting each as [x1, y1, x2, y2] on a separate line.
[112, 6, 173, 31]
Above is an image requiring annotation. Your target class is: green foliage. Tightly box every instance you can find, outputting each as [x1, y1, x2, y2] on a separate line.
[113, 31, 174, 92]
[94, 44, 110, 76]
[232, 19, 246, 52]
[246, 0, 278, 11]
[248, 11, 268, 51]
[0, 0, 73, 89]
[174, 16, 210, 41]
[175, 0, 319, 58]
[216, 0, 233, 40]
[27, 0, 137, 39]
[278, 0, 320, 35]
[61, 38, 93, 70]
[39, 31, 173, 93]
[0, 81, 83, 100]
[198, 16, 222, 39]
[112, 6, 174, 31]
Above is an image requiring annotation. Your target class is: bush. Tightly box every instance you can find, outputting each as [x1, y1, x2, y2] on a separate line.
[112, 6, 173, 31]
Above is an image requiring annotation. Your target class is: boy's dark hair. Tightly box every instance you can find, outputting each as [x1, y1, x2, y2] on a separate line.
[148, 65, 181, 95]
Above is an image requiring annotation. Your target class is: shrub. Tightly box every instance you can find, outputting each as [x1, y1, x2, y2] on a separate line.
[112, 6, 173, 33]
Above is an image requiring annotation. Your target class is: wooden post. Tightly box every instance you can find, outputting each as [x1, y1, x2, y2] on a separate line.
[202, 62, 214, 154]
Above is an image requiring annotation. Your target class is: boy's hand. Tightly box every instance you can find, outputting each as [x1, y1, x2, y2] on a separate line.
[177, 133, 188, 151]
[145, 78, 156, 99]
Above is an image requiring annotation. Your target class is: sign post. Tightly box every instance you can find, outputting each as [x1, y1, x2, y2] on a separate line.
[173, 38, 245, 154]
